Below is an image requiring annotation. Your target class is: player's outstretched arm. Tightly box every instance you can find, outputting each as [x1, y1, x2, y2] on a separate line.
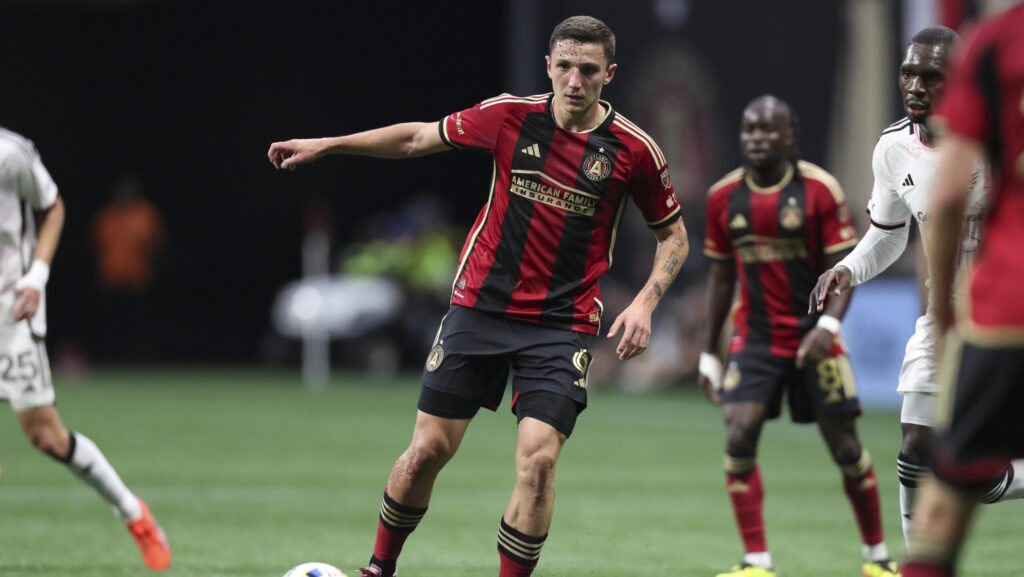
[607, 217, 689, 361]
[699, 259, 736, 405]
[267, 122, 448, 170]
[810, 224, 910, 313]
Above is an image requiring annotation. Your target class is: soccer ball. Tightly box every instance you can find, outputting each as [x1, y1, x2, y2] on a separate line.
[282, 562, 348, 577]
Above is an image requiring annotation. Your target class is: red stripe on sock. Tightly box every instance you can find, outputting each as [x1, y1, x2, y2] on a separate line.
[901, 560, 953, 577]
[843, 467, 884, 545]
[373, 518, 413, 562]
[727, 465, 767, 553]
[498, 548, 537, 577]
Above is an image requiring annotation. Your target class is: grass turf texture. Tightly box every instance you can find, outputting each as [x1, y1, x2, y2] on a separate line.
[0, 369, 1020, 576]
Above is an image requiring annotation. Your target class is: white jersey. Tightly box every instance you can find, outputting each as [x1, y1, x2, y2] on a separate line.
[866, 118, 988, 394]
[0, 128, 58, 337]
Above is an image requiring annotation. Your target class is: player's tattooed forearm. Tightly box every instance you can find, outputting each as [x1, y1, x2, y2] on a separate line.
[661, 252, 681, 277]
[651, 280, 664, 298]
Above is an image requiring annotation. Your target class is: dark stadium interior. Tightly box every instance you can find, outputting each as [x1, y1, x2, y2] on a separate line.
[1, 0, 856, 365]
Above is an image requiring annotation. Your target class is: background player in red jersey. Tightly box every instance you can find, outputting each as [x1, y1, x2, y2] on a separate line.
[902, 4, 1024, 577]
[268, 15, 689, 577]
[698, 95, 897, 577]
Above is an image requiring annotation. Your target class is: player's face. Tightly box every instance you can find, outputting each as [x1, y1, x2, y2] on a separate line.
[899, 43, 950, 124]
[739, 103, 793, 170]
[546, 40, 616, 118]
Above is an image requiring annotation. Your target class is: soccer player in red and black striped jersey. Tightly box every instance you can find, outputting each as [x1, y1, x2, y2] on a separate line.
[903, 4, 1024, 576]
[268, 15, 689, 577]
[698, 96, 897, 577]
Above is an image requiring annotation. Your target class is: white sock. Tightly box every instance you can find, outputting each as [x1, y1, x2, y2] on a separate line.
[899, 483, 916, 550]
[743, 551, 773, 569]
[997, 459, 1024, 501]
[66, 431, 141, 522]
[862, 541, 890, 563]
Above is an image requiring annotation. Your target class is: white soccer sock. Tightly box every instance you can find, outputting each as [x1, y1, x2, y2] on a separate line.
[66, 431, 141, 522]
[997, 459, 1024, 501]
[862, 541, 890, 563]
[899, 483, 915, 550]
[743, 551, 773, 569]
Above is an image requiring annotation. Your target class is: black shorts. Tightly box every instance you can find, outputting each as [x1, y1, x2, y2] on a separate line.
[931, 338, 1024, 489]
[720, 348, 861, 423]
[417, 305, 591, 437]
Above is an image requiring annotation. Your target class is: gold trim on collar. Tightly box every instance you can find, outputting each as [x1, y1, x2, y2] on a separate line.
[744, 163, 795, 194]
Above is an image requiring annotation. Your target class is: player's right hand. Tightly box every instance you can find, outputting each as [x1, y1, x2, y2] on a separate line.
[267, 139, 323, 171]
[808, 265, 852, 313]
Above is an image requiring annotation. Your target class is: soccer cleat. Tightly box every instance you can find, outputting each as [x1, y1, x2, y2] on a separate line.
[715, 563, 776, 577]
[126, 498, 171, 570]
[862, 559, 900, 577]
[359, 563, 396, 577]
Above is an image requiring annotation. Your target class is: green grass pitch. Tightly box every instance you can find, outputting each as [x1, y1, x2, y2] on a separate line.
[0, 369, 1021, 576]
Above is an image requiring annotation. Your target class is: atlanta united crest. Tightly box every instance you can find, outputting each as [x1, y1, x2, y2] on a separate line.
[583, 153, 611, 181]
[425, 345, 445, 372]
[780, 205, 803, 230]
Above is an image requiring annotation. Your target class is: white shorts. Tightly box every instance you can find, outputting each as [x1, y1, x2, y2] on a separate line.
[0, 322, 54, 412]
[897, 314, 939, 394]
[900, 391, 936, 426]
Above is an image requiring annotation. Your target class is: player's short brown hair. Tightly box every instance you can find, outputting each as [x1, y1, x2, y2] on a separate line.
[549, 15, 616, 67]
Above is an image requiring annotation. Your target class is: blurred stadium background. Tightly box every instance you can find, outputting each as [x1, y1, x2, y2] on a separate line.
[1, 0, 1021, 576]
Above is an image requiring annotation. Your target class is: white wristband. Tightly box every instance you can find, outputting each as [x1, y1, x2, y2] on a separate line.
[816, 314, 841, 334]
[15, 259, 50, 292]
[699, 351, 724, 391]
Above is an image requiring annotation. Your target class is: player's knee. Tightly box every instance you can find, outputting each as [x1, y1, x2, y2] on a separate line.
[724, 427, 758, 457]
[404, 435, 456, 473]
[828, 436, 863, 467]
[900, 426, 930, 460]
[516, 449, 558, 496]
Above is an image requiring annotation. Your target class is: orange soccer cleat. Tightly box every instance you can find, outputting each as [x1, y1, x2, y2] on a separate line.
[126, 498, 171, 570]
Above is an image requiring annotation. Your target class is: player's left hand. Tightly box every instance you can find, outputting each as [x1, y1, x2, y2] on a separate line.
[607, 303, 652, 360]
[796, 327, 833, 368]
[12, 287, 40, 321]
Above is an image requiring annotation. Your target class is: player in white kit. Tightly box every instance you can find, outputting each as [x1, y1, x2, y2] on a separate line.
[809, 26, 1024, 548]
[0, 127, 171, 570]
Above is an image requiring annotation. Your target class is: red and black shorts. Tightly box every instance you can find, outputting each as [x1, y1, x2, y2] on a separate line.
[721, 348, 862, 423]
[931, 338, 1024, 490]
[418, 305, 592, 437]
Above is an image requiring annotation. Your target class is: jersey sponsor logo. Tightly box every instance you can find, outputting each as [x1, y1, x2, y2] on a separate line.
[455, 112, 465, 136]
[735, 237, 808, 264]
[425, 345, 445, 372]
[780, 205, 803, 230]
[583, 152, 612, 181]
[520, 143, 541, 158]
[509, 173, 597, 216]
[729, 213, 748, 230]
[665, 194, 677, 208]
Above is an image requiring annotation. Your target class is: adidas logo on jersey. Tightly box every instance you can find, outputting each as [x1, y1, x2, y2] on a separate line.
[521, 143, 540, 158]
[902, 173, 915, 187]
[729, 213, 748, 229]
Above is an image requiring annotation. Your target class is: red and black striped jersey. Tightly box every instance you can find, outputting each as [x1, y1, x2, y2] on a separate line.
[936, 3, 1024, 342]
[704, 161, 858, 357]
[438, 93, 681, 335]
